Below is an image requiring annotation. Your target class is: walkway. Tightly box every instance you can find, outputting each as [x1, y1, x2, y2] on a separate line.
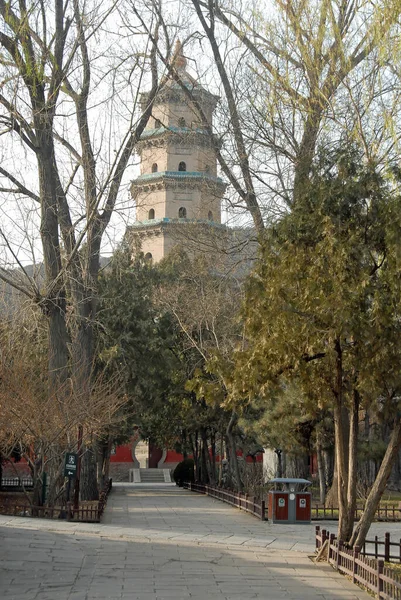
[0, 482, 391, 600]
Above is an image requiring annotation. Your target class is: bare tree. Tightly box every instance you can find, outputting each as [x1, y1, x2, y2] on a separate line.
[0, 303, 126, 505]
[187, 0, 401, 217]
[0, 0, 167, 499]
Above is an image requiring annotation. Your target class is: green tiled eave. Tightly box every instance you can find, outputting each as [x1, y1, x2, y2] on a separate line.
[139, 125, 211, 139]
[131, 171, 226, 186]
[128, 217, 227, 229]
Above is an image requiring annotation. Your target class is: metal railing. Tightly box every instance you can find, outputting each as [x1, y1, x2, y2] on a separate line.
[1, 477, 34, 488]
[183, 482, 266, 520]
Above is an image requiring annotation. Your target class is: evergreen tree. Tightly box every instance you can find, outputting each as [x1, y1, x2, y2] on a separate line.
[231, 148, 401, 544]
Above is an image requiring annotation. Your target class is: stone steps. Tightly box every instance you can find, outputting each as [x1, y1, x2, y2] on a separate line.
[129, 468, 172, 483]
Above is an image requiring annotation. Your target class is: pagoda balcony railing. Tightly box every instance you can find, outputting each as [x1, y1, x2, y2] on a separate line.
[132, 171, 224, 184]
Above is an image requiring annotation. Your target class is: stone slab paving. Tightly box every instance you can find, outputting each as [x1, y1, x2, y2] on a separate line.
[0, 482, 399, 600]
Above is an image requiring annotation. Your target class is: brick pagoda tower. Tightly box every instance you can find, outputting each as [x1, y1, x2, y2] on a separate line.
[128, 41, 226, 262]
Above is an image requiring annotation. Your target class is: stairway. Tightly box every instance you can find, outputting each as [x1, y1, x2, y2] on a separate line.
[129, 468, 172, 483]
[140, 469, 166, 483]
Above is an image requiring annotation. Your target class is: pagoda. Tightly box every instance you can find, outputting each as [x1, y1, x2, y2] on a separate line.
[128, 41, 226, 262]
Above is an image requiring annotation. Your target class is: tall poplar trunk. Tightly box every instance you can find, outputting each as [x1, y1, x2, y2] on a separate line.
[345, 388, 360, 540]
[37, 136, 69, 391]
[333, 339, 353, 541]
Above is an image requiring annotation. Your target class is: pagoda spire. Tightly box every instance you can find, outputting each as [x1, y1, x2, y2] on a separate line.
[171, 39, 187, 71]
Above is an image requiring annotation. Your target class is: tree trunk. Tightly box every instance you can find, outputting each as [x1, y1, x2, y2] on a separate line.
[316, 439, 326, 504]
[45, 448, 65, 507]
[344, 388, 360, 542]
[292, 109, 322, 204]
[80, 447, 99, 501]
[334, 400, 354, 540]
[218, 435, 224, 486]
[36, 121, 70, 393]
[182, 429, 188, 459]
[349, 416, 401, 548]
[323, 448, 334, 494]
[200, 428, 211, 484]
[210, 431, 217, 485]
[286, 453, 309, 479]
[226, 410, 243, 491]
[96, 436, 112, 490]
[275, 449, 283, 478]
[333, 339, 352, 540]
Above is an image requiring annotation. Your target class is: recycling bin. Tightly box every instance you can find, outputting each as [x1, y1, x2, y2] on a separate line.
[268, 478, 311, 523]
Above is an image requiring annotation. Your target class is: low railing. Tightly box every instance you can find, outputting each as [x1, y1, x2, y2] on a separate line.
[183, 482, 266, 521]
[317, 526, 401, 564]
[316, 526, 401, 598]
[1, 477, 34, 489]
[312, 504, 401, 522]
[98, 477, 113, 518]
[0, 478, 112, 523]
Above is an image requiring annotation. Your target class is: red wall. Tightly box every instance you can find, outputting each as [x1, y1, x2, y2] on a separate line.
[110, 443, 133, 463]
[111, 440, 264, 465]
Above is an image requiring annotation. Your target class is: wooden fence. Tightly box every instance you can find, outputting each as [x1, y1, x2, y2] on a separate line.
[316, 526, 401, 563]
[316, 526, 401, 599]
[0, 478, 112, 523]
[183, 482, 266, 520]
[312, 504, 401, 522]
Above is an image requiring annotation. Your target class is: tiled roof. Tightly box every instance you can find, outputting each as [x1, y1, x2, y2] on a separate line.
[132, 171, 224, 184]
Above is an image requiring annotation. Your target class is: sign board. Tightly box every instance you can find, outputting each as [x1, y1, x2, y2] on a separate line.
[278, 497, 286, 507]
[64, 452, 78, 478]
[299, 498, 306, 508]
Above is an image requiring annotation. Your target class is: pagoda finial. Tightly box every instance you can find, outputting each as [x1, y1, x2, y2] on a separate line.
[172, 39, 187, 70]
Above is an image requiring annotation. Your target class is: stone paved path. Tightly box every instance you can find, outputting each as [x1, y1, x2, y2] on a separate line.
[0, 482, 396, 600]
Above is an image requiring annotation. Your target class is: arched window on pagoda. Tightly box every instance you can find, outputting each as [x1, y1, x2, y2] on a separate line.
[178, 161, 186, 171]
[144, 252, 153, 262]
[178, 207, 187, 218]
[148, 208, 155, 220]
[151, 163, 158, 173]
[178, 117, 186, 127]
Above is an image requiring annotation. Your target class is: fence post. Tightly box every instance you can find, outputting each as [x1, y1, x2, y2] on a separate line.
[352, 546, 360, 584]
[377, 559, 384, 598]
[336, 540, 343, 571]
[385, 532, 390, 562]
[329, 533, 335, 562]
[315, 525, 320, 550]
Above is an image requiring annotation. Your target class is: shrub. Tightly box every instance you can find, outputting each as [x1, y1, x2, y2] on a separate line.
[173, 458, 195, 486]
